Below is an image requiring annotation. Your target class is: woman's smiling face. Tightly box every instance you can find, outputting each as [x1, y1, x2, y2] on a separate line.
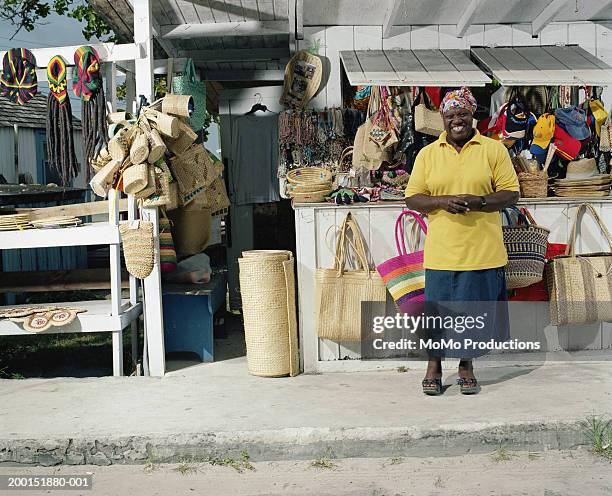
[442, 108, 473, 143]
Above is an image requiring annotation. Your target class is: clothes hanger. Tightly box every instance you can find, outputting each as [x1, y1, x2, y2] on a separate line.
[246, 93, 269, 114]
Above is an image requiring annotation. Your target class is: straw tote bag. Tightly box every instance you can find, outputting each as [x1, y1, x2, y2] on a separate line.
[316, 212, 386, 341]
[376, 210, 427, 312]
[171, 58, 206, 132]
[503, 207, 550, 289]
[547, 203, 612, 326]
[413, 90, 444, 137]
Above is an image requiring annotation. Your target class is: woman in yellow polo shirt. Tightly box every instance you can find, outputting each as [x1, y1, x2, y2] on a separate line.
[405, 87, 519, 396]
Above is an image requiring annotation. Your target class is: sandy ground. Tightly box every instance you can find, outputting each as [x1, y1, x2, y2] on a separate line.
[1, 448, 611, 496]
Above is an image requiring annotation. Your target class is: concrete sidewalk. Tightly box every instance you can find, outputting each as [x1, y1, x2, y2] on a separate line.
[0, 359, 610, 465]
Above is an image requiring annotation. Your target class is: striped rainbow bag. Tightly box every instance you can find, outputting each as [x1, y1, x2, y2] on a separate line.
[376, 210, 427, 312]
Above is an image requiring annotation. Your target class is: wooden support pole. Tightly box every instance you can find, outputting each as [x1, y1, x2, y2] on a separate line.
[134, 0, 166, 378]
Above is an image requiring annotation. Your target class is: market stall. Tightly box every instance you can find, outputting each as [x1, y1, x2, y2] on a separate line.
[290, 45, 612, 373]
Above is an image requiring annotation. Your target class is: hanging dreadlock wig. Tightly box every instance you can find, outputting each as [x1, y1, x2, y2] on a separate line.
[0, 47, 38, 105]
[46, 55, 79, 186]
[73, 46, 108, 181]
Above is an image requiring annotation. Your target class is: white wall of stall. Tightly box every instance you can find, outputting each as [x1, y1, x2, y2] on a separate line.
[297, 21, 612, 107]
[295, 201, 612, 374]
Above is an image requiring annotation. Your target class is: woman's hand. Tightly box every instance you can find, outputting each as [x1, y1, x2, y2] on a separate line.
[436, 195, 470, 214]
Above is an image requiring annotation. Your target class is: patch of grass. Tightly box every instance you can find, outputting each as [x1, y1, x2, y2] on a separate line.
[174, 459, 198, 476]
[527, 451, 542, 461]
[205, 451, 255, 473]
[143, 457, 157, 474]
[396, 366, 409, 373]
[311, 456, 337, 470]
[581, 415, 612, 461]
[388, 456, 403, 465]
[490, 446, 515, 463]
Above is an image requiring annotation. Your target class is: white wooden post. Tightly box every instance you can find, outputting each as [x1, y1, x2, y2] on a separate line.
[134, 0, 166, 377]
[109, 188, 124, 376]
[104, 62, 118, 112]
[125, 71, 136, 114]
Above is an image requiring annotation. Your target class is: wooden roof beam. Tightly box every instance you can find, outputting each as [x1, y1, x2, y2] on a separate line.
[177, 48, 289, 62]
[382, 0, 405, 39]
[161, 21, 289, 39]
[202, 69, 284, 81]
[456, 0, 484, 38]
[532, 0, 572, 36]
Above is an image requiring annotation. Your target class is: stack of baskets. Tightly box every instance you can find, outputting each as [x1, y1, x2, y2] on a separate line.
[286, 167, 333, 203]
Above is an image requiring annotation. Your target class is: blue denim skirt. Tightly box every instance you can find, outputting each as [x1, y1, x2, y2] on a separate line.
[423, 267, 510, 358]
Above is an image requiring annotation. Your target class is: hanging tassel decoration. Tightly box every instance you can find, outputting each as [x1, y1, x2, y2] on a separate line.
[47, 55, 79, 185]
[73, 46, 108, 181]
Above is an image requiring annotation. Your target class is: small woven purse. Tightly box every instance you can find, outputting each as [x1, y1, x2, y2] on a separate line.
[119, 220, 154, 279]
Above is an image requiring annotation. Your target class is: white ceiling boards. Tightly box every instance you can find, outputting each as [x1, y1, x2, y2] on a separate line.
[471, 45, 612, 86]
[339, 49, 491, 86]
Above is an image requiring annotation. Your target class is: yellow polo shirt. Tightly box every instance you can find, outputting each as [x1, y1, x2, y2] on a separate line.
[405, 130, 519, 271]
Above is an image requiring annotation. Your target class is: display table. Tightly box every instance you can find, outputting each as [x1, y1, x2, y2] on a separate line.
[294, 199, 612, 373]
[162, 272, 228, 362]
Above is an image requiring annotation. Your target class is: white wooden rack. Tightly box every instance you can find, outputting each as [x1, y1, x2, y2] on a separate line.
[0, 192, 142, 377]
[0, 0, 166, 376]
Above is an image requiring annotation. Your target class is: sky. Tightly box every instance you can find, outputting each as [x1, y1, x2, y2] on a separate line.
[0, 13, 111, 114]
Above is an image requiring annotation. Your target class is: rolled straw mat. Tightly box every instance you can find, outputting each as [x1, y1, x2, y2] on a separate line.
[238, 250, 299, 377]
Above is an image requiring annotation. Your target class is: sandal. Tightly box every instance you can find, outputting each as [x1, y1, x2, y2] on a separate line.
[422, 377, 443, 396]
[457, 377, 480, 395]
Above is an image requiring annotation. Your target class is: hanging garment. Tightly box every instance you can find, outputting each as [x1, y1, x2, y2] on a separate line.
[230, 114, 280, 205]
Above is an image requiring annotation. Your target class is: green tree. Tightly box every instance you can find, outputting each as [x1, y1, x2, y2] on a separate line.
[0, 0, 116, 41]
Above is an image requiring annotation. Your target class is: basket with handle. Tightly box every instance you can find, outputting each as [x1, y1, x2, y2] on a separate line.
[315, 212, 386, 341]
[547, 203, 612, 325]
[503, 206, 550, 289]
[376, 210, 427, 313]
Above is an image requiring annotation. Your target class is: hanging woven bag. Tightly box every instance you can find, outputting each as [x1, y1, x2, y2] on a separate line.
[503, 207, 550, 289]
[171, 58, 207, 132]
[119, 220, 155, 279]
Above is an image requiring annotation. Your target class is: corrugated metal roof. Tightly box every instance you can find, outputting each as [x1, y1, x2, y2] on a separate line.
[340, 49, 491, 86]
[471, 45, 612, 85]
[0, 93, 81, 130]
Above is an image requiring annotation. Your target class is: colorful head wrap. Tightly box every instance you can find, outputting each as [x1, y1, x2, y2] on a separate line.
[440, 87, 477, 115]
[0, 48, 38, 105]
[47, 55, 68, 105]
[72, 46, 102, 101]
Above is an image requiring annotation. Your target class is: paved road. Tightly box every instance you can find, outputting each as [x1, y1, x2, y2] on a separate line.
[1, 448, 610, 496]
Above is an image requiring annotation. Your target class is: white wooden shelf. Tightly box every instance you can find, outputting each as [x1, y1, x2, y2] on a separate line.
[0, 223, 120, 250]
[0, 300, 142, 336]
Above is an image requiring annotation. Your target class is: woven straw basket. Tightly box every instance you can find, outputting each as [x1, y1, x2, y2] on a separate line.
[119, 221, 154, 279]
[123, 163, 149, 195]
[238, 250, 299, 377]
[503, 207, 550, 289]
[518, 171, 548, 198]
[166, 118, 198, 156]
[162, 94, 194, 118]
[286, 167, 332, 185]
[291, 189, 330, 203]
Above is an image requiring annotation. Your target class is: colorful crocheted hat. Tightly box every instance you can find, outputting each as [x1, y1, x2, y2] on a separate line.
[0, 48, 38, 105]
[72, 46, 102, 101]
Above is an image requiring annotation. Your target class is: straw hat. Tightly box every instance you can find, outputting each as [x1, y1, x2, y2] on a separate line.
[280, 50, 323, 109]
[561, 158, 600, 181]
